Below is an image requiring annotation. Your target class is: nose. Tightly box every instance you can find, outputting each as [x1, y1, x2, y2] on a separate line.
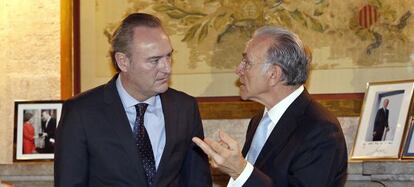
[158, 57, 172, 74]
[235, 63, 244, 76]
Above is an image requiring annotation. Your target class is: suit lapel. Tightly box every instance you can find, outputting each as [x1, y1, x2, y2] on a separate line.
[247, 90, 312, 167]
[153, 89, 179, 186]
[102, 75, 147, 184]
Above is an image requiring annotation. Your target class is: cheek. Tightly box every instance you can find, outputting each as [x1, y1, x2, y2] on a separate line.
[245, 73, 256, 87]
[152, 71, 166, 85]
[246, 73, 265, 90]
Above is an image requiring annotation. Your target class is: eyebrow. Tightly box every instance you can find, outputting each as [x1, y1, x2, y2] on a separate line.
[147, 49, 174, 61]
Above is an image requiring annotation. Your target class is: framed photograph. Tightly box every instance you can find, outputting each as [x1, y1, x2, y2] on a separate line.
[351, 80, 414, 159]
[402, 117, 414, 158]
[14, 100, 62, 161]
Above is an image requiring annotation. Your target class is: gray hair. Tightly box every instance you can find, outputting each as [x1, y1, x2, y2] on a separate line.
[253, 26, 311, 85]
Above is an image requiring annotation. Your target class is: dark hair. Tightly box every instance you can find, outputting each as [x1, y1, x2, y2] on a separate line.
[254, 26, 311, 86]
[110, 13, 163, 72]
[23, 112, 33, 122]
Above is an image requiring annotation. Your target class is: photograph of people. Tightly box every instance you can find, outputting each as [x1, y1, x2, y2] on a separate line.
[366, 90, 405, 142]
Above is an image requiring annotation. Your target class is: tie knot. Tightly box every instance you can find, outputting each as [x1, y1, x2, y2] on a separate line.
[135, 103, 149, 117]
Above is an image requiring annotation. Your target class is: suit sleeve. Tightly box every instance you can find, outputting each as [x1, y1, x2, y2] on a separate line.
[54, 101, 89, 187]
[374, 110, 380, 127]
[49, 118, 57, 138]
[243, 121, 347, 187]
[181, 99, 212, 187]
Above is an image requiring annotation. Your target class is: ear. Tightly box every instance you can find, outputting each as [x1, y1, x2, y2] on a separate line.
[267, 65, 282, 86]
[114, 52, 130, 72]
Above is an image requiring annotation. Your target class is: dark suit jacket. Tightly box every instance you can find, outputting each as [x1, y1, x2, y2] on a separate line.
[241, 90, 348, 187]
[54, 75, 211, 187]
[373, 108, 389, 141]
[42, 117, 56, 153]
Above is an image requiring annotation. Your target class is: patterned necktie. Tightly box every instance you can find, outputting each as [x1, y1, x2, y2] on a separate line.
[134, 103, 156, 186]
[247, 113, 271, 164]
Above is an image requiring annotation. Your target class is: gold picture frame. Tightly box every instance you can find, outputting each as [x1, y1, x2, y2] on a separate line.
[351, 80, 414, 160]
[402, 116, 414, 159]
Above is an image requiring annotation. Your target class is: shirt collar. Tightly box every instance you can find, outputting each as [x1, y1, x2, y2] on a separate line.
[265, 85, 304, 124]
[116, 75, 156, 108]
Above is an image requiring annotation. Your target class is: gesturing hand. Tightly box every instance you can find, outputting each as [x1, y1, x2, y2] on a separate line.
[192, 130, 247, 179]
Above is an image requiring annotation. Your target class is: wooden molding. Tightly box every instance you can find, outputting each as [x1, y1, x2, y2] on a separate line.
[60, 0, 73, 99]
[197, 93, 364, 119]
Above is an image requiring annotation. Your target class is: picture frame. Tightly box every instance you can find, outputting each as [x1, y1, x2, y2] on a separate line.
[351, 80, 414, 160]
[14, 100, 63, 161]
[402, 116, 414, 158]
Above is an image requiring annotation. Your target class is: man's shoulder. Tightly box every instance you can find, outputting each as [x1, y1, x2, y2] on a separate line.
[163, 88, 196, 102]
[300, 100, 342, 133]
[291, 100, 346, 153]
[63, 84, 106, 108]
[307, 100, 337, 121]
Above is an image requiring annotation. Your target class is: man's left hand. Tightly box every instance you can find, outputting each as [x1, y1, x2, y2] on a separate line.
[192, 131, 247, 179]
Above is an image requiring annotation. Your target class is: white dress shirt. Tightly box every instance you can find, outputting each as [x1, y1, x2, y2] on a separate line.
[116, 76, 166, 170]
[228, 85, 304, 187]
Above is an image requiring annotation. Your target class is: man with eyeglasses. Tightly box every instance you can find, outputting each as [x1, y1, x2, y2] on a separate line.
[193, 26, 348, 186]
[55, 13, 211, 187]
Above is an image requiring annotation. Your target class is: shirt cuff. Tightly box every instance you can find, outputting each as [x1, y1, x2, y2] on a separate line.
[227, 161, 254, 187]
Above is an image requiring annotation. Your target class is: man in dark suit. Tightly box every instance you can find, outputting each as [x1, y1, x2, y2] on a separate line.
[373, 99, 390, 141]
[40, 110, 56, 153]
[55, 13, 211, 187]
[193, 26, 348, 186]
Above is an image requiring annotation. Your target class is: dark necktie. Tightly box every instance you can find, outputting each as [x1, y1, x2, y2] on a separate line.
[134, 103, 156, 186]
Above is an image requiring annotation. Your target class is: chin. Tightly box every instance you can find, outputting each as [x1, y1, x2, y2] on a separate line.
[239, 91, 249, 100]
[156, 84, 169, 94]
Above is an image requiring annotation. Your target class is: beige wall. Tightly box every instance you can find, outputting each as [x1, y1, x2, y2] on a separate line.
[0, 0, 60, 164]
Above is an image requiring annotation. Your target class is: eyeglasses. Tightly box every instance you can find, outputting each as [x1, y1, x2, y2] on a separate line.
[239, 54, 267, 71]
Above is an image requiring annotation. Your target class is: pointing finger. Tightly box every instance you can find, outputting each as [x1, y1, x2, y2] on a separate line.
[219, 130, 239, 151]
[192, 137, 221, 159]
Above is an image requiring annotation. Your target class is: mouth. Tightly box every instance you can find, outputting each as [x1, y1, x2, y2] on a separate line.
[239, 81, 245, 88]
[157, 77, 169, 84]
[235, 79, 244, 87]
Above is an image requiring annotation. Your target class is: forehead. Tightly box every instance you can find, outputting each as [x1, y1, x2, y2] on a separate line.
[132, 26, 168, 40]
[245, 35, 272, 59]
[130, 26, 172, 53]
